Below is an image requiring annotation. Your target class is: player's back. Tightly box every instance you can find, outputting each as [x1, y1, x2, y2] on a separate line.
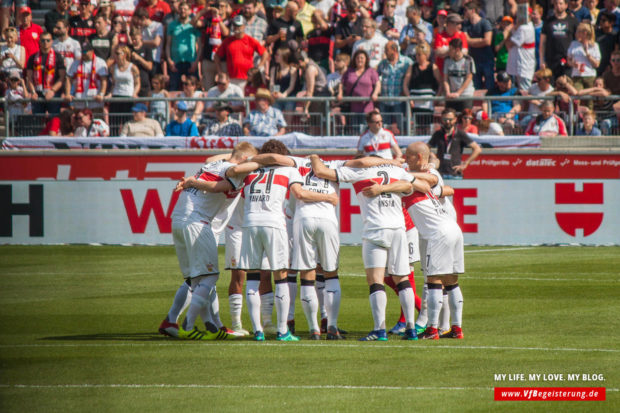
[293, 158, 343, 223]
[402, 187, 456, 239]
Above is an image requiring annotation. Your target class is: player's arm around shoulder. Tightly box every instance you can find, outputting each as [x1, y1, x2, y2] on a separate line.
[310, 154, 338, 181]
[361, 179, 414, 198]
[225, 161, 262, 178]
[290, 182, 339, 206]
[344, 156, 402, 168]
[251, 153, 296, 167]
[175, 176, 233, 193]
[205, 153, 232, 163]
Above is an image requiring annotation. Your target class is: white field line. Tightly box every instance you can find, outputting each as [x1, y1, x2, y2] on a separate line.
[338, 272, 620, 282]
[464, 247, 536, 253]
[0, 383, 617, 392]
[0, 342, 618, 353]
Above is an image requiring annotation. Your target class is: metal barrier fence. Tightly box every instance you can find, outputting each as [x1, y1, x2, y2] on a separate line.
[2, 94, 619, 138]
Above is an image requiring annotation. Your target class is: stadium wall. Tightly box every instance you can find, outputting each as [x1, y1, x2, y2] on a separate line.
[1, 151, 619, 245]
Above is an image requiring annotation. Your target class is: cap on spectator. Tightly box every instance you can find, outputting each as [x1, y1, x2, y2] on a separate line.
[232, 15, 246, 26]
[447, 13, 463, 23]
[214, 103, 233, 112]
[437, 9, 448, 17]
[501, 15, 513, 23]
[81, 41, 94, 52]
[497, 71, 511, 83]
[414, 22, 429, 35]
[176, 101, 188, 111]
[420, 0, 432, 7]
[18, 6, 31, 14]
[132, 103, 148, 112]
[476, 110, 489, 121]
[255, 88, 274, 103]
[9, 74, 20, 81]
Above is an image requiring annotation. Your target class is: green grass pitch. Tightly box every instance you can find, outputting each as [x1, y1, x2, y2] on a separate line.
[0, 245, 618, 412]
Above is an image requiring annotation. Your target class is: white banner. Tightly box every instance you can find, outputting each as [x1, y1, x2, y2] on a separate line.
[2, 179, 618, 245]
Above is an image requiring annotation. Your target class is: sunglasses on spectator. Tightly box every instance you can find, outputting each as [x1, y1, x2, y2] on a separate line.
[442, 117, 455, 121]
[463, 116, 473, 120]
[216, 81, 227, 86]
[612, 58, 620, 63]
[40, 38, 52, 43]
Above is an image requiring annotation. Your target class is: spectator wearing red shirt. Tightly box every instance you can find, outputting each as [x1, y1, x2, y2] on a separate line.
[215, 15, 268, 90]
[137, 0, 172, 23]
[433, 13, 468, 75]
[18, 7, 43, 64]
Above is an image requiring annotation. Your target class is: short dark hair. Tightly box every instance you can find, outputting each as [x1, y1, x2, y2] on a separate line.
[442, 108, 457, 117]
[260, 139, 290, 155]
[366, 109, 381, 123]
[449, 37, 463, 49]
[134, 8, 149, 19]
[350, 49, 370, 70]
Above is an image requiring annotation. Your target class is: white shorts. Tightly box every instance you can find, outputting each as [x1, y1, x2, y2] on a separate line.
[423, 221, 465, 276]
[419, 236, 428, 274]
[407, 226, 420, 264]
[362, 228, 410, 276]
[224, 225, 242, 269]
[172, 220, 219, 279]
[286, 213, 294, 266]
[291, 216, 339, 272]
[239, 226, 289, 271]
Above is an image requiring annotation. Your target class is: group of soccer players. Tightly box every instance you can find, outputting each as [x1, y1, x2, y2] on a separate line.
[158, 127, 465, 341]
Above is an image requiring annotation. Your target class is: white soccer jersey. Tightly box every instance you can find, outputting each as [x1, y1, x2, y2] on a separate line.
[292, 157, 344, 224]
[357, 128, 398, 159]
[172, 160, 243, 224]
[53, 37, 81, 70]
[428, 168, 457, 221]
[336, 164, 412, 235]
[241, 165, 303, 228]
[402, 183, 454, 240]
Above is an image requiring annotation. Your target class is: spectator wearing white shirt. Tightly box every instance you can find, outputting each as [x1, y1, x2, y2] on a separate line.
[135, 7, 164, 73]
[52, 19, 81, 70]
[74, 108, 110, 137]
[506, 17, 536, 93]
[352, 18, 388, 69]
[375, 0, 406, 42]
[64, 41, 108, 110]
[567, 22, 601, 109]
[204, 72, 244, 122]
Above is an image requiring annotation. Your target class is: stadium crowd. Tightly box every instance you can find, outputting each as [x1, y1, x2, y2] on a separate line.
[2, 0, 620, 137]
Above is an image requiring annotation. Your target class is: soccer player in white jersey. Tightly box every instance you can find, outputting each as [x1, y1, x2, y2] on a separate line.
[311, 155, 431, 341]
[378, 142, 465, 340]
[162, 142, 258, 340]
[356, 110, 404, 161]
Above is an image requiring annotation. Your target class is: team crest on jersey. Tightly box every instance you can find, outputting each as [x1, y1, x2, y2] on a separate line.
[231, 258, 237, 267]
[207, 264, 214, 272]
[32, 32, 38, 40]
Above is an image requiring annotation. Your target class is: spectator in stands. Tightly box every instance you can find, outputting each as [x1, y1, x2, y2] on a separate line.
[266, 1, 303, 55]
[96, 0, 113, 22]
[107, 45, 140, 114]
[531, 4, 543, 70]
[120, 103, 164, 136]
[399, 5, 432, 60]
[338, 49, 380, 131]
[334, 0, 366, 57]
[191, 3, 229, 91]
[53, 19, 82, 71]
[568, 22, 601, 95]
[166, 101, 200, 136]
[295, 50, 329, 120]
[600, 51, 620, 133]
[69, 0, 97, 44]
[202, 103, 243, 136]
[540, 0, 578, 79]
[204, 72, 244, 121]
[137, 0, 172, 22]
[136, 8, 164, 76]
[576, 108, 602, 135]
[403, 42, 440, 133]
[458, 108, 478, 134]
[520, 67, 554, 127]
[463, 1, 494, 90]
[569, 0, 593, 22]
[91, 15, 114, 62]
[149, 73, 169, 125]
[0, 27, 26, 78]
[493, 15, 512, 73]
[129, 30, 154, 98]
[5, 75, 30, 122]
[483, 71, 521, 130]
[244, 67, 268, 111]
[243, 0, 269, 44]
[295, 0, 316, 36]
[243, 88, 287, 136]
[585, 0, 601, 22]
[110, 14, 131, 51]
[74, 108, 111, 137]
[166, 1, 202, 91]
[505, 12, 536, 93]
[377, 40, 412, 134]
[45, 0, 71, 34]
[269, 46, 298, 112]
[434, 13, 468, 77]
[39, 108, 74, 136]
[434, 9, 448, 36]
[525, 100, 568, 136]
[26, 31, 66, 115]
[376, 0, 406, 42]
[306, 9, 334, 73]
[327, 52, 350, 133]
[443, 37, 475, 113]
[18, 6, 43, 64]
[428, 107, 482, 179]
[215, 15, 268, 90]
[179, 74, 203, 125]
[596, 11, 618, 76]
[352, 18, 387, 69]
[64, 41, 107, 110]
[475, 110, 504, 136]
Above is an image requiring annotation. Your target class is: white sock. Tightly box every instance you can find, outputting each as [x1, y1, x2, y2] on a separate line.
[398, 285, 416, 330]
[245, 280, 262, 333]
[324, 277, 341, 329]
[447, 284, 464, 327]
[167, 281, 191, 324]
[229, 293, 243, 329]
[274, 281, 290, 334]
[369, 287, 387, 331]
[260, 292, 274, 325]
[209, 286, 223, 329]
[416, 283, 428, 327]
[427, 284, 443, 329]
[184, 276, 217, 331]
[439, 289, 450, 331]
[287, 273, 297, 322]
[300, 284, 319, 332]
[316, 274, 327, 319]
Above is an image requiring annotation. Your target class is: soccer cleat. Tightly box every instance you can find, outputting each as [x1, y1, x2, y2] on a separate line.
[220, 326, 244, 337]
[287, 319, 296, 334]
[254, 331, 265, 341]
[231, 325, 250, 337]
[414, 323, 427, 335]
[326, 326, 345, 340]
[309, 329, 321, 340]
[276, 330, 300, 341]
[402, 328, 418, 341]
[178, 326, 215, 341]
[320, 317, 328, 333]
[158, 319, 180, 338]
[418, 327, 439, 340]
[358, 329, 388, 341]
[388, 321, 406, 335]
[440, 325, 464, 339]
